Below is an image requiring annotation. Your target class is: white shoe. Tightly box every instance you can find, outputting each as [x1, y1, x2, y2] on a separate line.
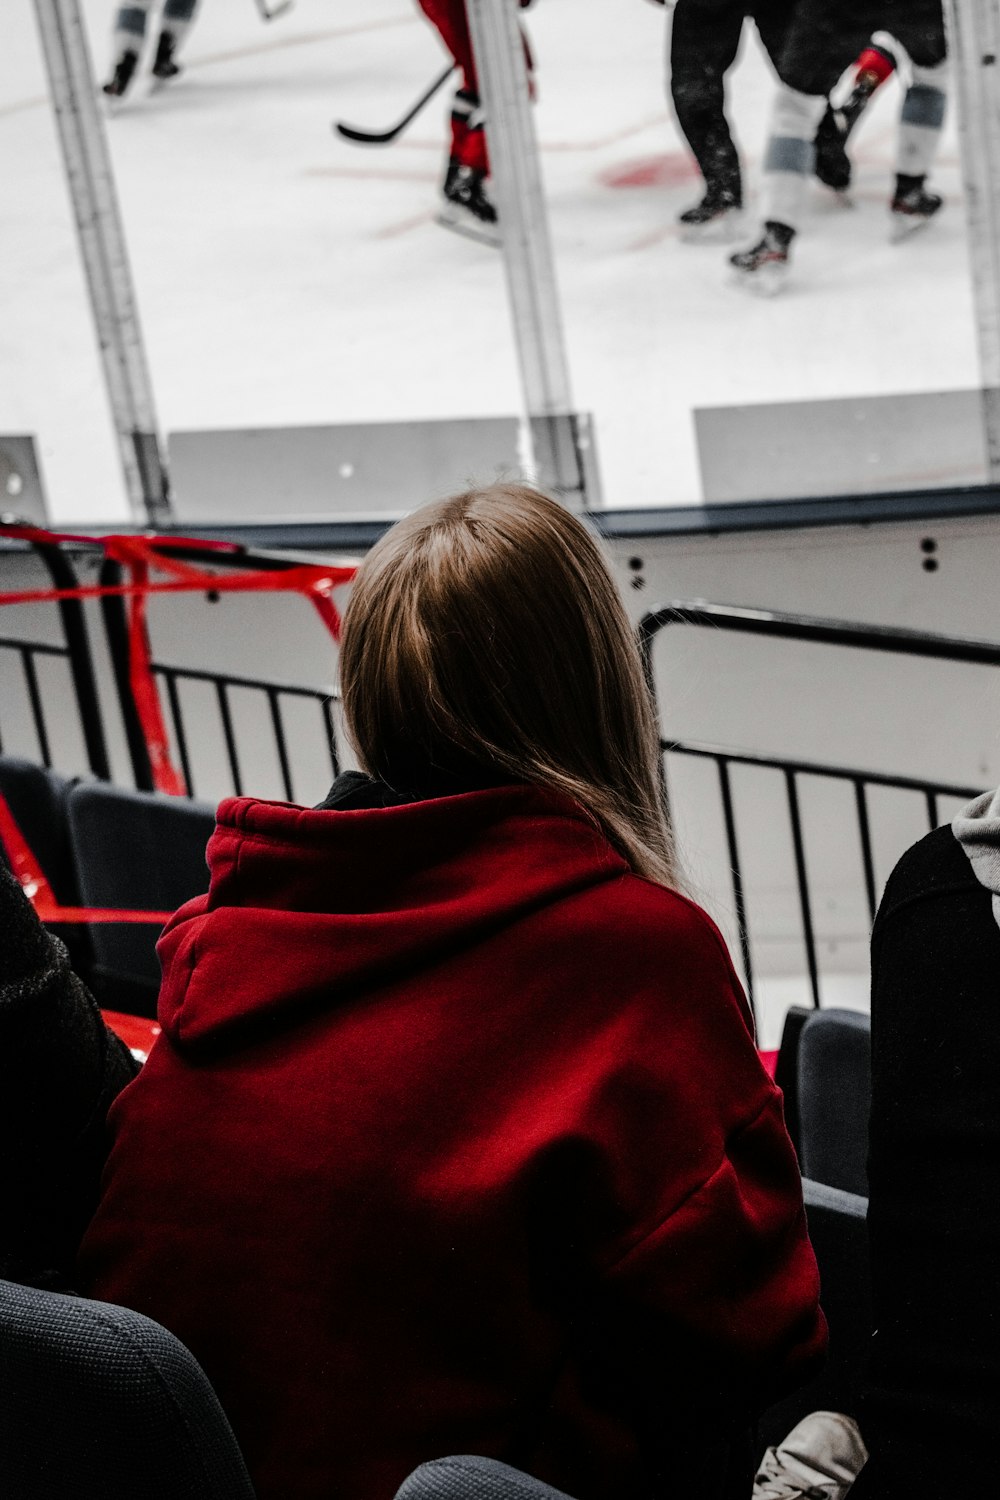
[753, 1411, 868, 1499]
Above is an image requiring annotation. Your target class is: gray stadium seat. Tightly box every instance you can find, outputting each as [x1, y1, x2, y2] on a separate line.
[66, 782, 216, 1018]
[0, 755, 90, 973]
[758, 1177, 872, 1449]
[0, 1277, 256, 1499]
[395, 1456, 577, 1500]
[797, 1009, 872, 1196]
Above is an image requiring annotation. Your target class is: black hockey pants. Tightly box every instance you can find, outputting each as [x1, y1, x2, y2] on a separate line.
[775, 0, 946, 96]
[670, 0, 794, 204]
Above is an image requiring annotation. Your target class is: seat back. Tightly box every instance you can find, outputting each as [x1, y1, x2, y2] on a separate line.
[797, 1008, 871, 1196]
[396, 1456, 577, 1500]
[772, 1004, 813, 1160]
[0, 755, 91, 973]
[0, 1278, 256, 1500]
[66, 782, 216, 1017]
[758, 1177, 872, 1449]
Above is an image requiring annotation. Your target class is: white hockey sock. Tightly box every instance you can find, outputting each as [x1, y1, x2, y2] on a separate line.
[160, 0, 200, 50]
[761, 84, 827, 230]
[112, 1, 154, 58]
[896, 60, 947, 179]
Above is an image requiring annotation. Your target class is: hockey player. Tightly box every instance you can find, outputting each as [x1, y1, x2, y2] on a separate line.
[416, 0, 534, 247]
[731, 1, 947, 289]
[665, 1, 795, 236]
[103, 0, 201, 100]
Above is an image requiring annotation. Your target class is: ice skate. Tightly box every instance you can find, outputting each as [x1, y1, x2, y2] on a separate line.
[102, 49, 139, 100]
[890, 182, 942, 242]
[436, 162, 501, 248]
[678, 185, 744, 243]
[151, 32, 182, 83]
[729, 221, 793, 295]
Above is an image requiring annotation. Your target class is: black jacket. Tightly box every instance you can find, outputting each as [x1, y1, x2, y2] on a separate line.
[0, 863, 138, 1289]
[852, 824, 1000, 1497]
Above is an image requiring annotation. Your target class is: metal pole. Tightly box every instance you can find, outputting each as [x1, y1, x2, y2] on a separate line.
[945, 0, 1000, 479]
[466, 0, 590, 508]
[32, 0, 172, 524]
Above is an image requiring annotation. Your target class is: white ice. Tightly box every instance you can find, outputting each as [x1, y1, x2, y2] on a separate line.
[1, 0, 979, 522]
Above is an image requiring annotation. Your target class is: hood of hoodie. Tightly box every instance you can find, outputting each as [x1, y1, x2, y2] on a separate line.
[953, 785, 1000, 931]
[155, 783, 627, 1052]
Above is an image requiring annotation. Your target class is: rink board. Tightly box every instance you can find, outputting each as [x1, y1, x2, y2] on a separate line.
[695, 388, 990, 502]
[167, 417, 524, 523]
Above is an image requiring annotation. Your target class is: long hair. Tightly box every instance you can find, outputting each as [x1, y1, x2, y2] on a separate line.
[339, 484, 681, 889]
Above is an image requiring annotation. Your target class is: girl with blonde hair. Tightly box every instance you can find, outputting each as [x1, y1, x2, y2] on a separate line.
[80, 485, 825, 1500]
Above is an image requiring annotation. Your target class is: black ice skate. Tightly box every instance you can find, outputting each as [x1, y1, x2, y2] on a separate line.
[437, 162, 500, 248]
[151, 32, 182, 83]
[678, 185, 743, 242]
[729, 221, 794, 295]
[102, 49, 139, 99]
[890, 178, 943, 242]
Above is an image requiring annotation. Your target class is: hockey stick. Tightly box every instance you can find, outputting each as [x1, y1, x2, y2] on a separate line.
[253, 0, 294, 20]
[334, 63, 456, 145]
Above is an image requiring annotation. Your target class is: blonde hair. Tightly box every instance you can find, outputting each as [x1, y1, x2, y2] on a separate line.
[339, 484, 681, 889]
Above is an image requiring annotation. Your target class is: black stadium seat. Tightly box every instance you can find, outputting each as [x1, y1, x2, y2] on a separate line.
[65, 782, 217, 1018]
[0, 1277, 256, 1500]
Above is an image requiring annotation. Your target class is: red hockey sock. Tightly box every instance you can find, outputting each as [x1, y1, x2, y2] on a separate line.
[855, 44, 896, 91]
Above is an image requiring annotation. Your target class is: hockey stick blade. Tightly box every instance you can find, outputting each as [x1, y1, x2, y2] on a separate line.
[334, 63, 456, 146]
[253, 0, 293, 20]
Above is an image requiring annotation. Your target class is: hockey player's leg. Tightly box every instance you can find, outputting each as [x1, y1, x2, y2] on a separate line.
[420, 0, 505, 247]
[439, 85, 500, 247]
[890, 58, 947, 240]
[669, 1, 745, 238]
[152, 0, 201, 83]
[730, 82, 826, 292]
[814, 40, 897, 193]
[103, 2, 153, 98]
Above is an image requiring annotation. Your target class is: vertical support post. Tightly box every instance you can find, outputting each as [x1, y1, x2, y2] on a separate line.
[466, 0, 590, 508]
[945, 0, 1000, 479]
[32, 0, 172, 525]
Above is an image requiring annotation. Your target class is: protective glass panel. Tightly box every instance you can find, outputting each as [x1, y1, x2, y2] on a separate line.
[3, 1, 991, 523]
[517, 0, 980, 509]
[3, 1, 128, 523]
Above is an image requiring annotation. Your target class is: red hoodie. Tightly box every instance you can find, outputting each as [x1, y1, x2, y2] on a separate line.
[79, 783, 825, 1500]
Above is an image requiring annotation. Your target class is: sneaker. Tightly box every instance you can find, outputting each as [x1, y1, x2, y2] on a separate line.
[753, 1411, 868, 1500]
[678, 185, 743, 242]
[890, 183, 943, 241]
[436, 162, 501, 247]
[730, 220, 794, 294]
[102, 49, 139, 98]
[151, 32, 181, 82]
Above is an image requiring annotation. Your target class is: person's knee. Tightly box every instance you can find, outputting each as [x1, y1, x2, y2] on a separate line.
[770, 84, 827, 142]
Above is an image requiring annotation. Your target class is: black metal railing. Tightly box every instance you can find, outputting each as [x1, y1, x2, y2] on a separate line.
[151, 660, 340, 803]
[0, 537, 110, 778]
[666, 739, 981, 1012]
[640, 603, 1000, 1013]
[0, 634, 74, 769]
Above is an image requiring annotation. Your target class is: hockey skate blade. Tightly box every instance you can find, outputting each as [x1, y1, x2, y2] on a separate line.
[729, 262, 789, 297]
[679, 210, 746, 245]
[889, 211, 938, 245]
[435, 205, 501, 249]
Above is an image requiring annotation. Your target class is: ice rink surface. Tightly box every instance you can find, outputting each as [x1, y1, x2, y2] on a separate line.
[1, 0, 982, 521]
